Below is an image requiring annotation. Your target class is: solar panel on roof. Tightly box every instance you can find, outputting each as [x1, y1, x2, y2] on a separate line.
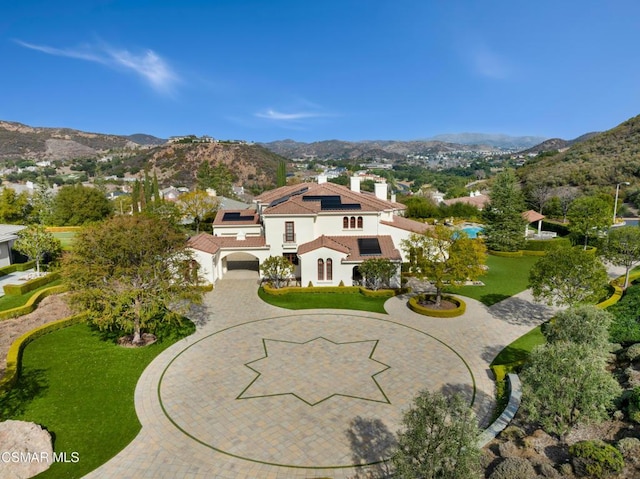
[358, 238, 382, 255]
[222, 212, 254, 222]
[302, 195, 361, 210]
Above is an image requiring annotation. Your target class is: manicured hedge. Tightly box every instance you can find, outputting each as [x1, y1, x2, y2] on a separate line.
[45, 226, 83, 233]
[522, 237, 571, 251]
[3, 272, 60, 296]
[262, 283, 397, 298]
[488, 250, 523, 257]
[0, 260, 36, 277]
[0, 312, 88, 394]
[541, 219, 571, 236]
[0, 284, 67, 321]
[408, 294, 466, 318]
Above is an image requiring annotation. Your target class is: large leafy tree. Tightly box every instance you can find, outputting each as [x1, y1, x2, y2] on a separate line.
[567, 196, 612, 249]
[392, 390, 481, 479]
[543, 305, 613, 349]
[13, 224, 62, 274]
[358, 258, 398, 290]
[177, 190, 219, 233]
[602, 225, 640, 288]
[529, 246, 608, 307]
[0, 187, 30, 224]
[401, 225, 487, 306]
[521, 342, 621, 437]
[50, 184, 113, 226]
[482, 169, 527, 252]
[196, 161, 235, 197]
[260, 256, 295, 289]
[63, 215, 202, 344]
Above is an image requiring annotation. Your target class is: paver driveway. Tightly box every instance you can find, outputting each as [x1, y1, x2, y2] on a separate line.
[85, 271, 555, 479]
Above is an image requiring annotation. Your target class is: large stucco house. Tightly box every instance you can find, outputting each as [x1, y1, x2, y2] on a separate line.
[188, 176, 429, 287]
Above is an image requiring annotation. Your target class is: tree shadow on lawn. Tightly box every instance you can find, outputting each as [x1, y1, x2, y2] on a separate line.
[479, 293, 510, 306]
[0, 368, 48, 419]
[488, 297, 552, 327]
[346, 415, 396, 478]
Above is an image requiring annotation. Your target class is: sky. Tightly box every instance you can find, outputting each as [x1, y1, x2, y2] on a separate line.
[2, 0, 640, 143]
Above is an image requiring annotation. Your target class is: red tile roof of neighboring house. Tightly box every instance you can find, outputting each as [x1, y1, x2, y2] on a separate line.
[298, 235, 402, 262]
[442, 194, 490, 210]
[381, 215, 431, 234]
[187, 233, 267, 254]
[256, 182, 405, 215]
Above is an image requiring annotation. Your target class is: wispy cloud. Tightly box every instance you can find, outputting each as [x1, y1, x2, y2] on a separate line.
[14, 39, 180, 94]
[255, 109, 326, 121]
[469, 45, 512, 80]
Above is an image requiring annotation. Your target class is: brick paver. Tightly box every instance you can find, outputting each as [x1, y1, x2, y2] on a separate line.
[85, 270, 556, 478]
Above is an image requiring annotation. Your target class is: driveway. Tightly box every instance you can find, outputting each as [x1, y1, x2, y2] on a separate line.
[85, 273, 555, 479]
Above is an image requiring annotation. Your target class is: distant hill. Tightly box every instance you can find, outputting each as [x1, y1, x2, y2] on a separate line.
[519, 132, 599, 155]
[261, 138, 504, 161]
[428, 133, 547, 149]
[0, 120, 284, 191]
[518, 115, 640, 188]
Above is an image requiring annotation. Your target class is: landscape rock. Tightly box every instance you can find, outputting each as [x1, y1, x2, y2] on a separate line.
[0, 420, 53, 479]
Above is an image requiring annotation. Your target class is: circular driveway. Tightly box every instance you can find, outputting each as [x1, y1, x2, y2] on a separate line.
[159, 313, 473, 469]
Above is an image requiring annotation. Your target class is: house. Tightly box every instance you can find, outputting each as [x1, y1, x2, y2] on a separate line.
[442, 190, 490, 210]
[188, 176, 430, 287]
[0, 224, 27, 267]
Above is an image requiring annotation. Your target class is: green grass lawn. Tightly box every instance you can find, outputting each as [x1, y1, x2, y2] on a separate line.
[446, 254, 540, 306]
[257, 287, 388, 314]
[490, 325, 545, 368]
[51, 231, 77, 250]
[0, 321, 194, 478]
[0, 279, 62, 311]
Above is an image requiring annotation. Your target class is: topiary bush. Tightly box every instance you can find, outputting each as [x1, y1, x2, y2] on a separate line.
[569, 440, 624, 478]
[488, 457, 536, 479]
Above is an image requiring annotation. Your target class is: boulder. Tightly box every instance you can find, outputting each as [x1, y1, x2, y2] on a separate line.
[0, 420, 53, 479]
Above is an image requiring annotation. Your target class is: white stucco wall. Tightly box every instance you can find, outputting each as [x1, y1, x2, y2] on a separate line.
[189, 248, 218, 284]
[212, 224, 263, 237]
[313, 212, 379, 237]
[377, 223, 415, 262]
[263, 215, 316, 257]
[298, 247, 351, 287]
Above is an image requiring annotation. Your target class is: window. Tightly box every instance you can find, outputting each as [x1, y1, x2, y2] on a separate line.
[326, 258, 333, 281]
[317, 259, 324, 281]
[350, 216, 356, 228]
[357, 216, 363, 229]
[284, 221, 295, 242]
[343, 216, 349, 229]
[283, 253, 299, 266]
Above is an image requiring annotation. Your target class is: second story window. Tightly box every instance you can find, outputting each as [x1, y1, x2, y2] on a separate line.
[357, 216, 363, 229]
[343, 216, 349, 229]
[285, 221, 295, 242]
[350, 216, 356, 228]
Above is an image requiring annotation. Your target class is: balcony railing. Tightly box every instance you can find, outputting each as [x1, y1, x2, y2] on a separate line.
[283, 233, 296, 243]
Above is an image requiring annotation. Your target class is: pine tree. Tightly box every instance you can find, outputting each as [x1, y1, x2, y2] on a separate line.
[482, 169, 527, 252]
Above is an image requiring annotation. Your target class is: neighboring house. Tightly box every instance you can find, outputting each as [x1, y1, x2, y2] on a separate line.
[442, 190, 490, 210]
[188, 176, 429, 287]
[0, 224, 26, 267]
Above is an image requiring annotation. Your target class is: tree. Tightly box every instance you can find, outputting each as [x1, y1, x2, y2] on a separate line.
[543, 305, 613, 349]
[527, 180, 553, 214]
[260, 255, 294, 289]
[529, 246, 608, 307]
[602, 225, 640, 289]
[358, 258, 398, 290]
[0, 187, 30, 224]
[276, 160, 287, 187]
[63, 215, 202, 344]
[521, 342, 621, 437]
[552, 186, 579, 223]
[567, 196, 611, 249]
[177, 190, 219, 233]
[401, 225, 487, 306]
[392, 390, 481, 479]
[482, 169, 528, 252]
[196, 161, 235, 196]
[13, 225, 62, 274]
[28, 182, 54, 225]
[50, 184, 113, 226]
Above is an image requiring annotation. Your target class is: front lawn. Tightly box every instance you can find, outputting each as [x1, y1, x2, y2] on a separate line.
[0, 279, 63, 312]
[0, 321, 194, 478]
[446, 254, 540, 306]
[257, 287, 388, 314]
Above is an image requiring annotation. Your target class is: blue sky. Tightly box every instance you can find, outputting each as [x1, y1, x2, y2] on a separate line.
[2, 1, 640, 142]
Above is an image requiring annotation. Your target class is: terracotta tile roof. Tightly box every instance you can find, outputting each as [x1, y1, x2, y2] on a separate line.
[188, 233, 267, 254]
[258, 182, 404, 215]
[212, 209, 259, 225]
[442, 194, 490, 209]
[381, 215, 431, 234]
[522, 210, 545, 223]
[298, 235, 402, 262]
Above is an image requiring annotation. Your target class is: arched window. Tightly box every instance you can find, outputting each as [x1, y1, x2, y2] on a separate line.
[326, 258, 333, 281]
[350, 216, 356, 228]
[357, 216, 363, 229]
[343, 216, 349, 229]
[317, 259, 325, 281]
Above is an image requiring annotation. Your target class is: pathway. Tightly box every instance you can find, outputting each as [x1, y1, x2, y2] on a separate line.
[85, 271, 556, 479]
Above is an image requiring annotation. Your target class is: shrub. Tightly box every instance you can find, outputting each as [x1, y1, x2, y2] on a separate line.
[629, 387, 640, 423]
[608, 286, 640, 343]
[569, 440, 624, 478]
[617, 437, 640, 468]
[408, 294, 466, 318]
[523, 237, 571, 251]
[538, 463, 560, 478]
[3, 272, 60, 296]
[488, 250, 523, 257]
[338, 280, 345, 287]
[625, 343, 640, 363]
[488, 457, 536, 479]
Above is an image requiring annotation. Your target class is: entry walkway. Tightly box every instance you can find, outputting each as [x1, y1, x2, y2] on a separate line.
[85, 272, 555, 479]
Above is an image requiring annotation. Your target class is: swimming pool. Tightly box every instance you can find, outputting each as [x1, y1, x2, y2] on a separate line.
[461, 226, 484, 239]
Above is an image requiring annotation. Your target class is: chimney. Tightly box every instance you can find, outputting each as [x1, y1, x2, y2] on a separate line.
[350, 176, 361, 193]
[390, 193, 397, 203]
[317, 174, 327, 184]
[374, 181, 388, 200]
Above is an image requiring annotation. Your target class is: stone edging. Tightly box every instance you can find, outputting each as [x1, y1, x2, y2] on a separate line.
[479, 373, 521, 447]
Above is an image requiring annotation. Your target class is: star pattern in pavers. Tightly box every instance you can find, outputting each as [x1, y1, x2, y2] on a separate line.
[237, 337, 391, 406]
